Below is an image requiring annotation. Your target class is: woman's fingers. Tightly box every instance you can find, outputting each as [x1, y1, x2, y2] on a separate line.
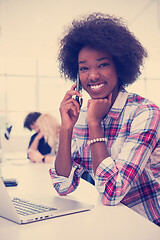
[61, 98, 81, 115]
[63, 83, 82, 102]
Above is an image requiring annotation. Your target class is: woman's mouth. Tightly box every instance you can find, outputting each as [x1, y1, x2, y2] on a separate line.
[89, 83, 105, 91]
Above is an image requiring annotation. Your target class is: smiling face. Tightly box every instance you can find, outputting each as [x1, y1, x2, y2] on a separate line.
[78, 47, 119, 102]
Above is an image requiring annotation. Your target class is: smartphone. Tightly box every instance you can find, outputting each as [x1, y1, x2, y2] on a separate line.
[75, 73, 82, 107]
[3, 178, 18, 187]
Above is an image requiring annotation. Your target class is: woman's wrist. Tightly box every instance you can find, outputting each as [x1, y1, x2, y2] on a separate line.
[60, 126, 73, 139]
[88, 137, 107, 145]
[88, 122, 103, 136]
[87, 119, 102, 128]
[88, 121, 105, 142]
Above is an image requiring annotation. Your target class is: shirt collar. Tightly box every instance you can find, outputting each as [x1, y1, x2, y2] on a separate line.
[106, 87, 129, 120]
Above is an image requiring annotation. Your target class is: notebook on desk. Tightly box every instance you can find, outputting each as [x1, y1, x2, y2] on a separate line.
[0, 176, 94, 224]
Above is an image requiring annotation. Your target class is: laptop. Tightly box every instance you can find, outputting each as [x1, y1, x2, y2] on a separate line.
[0, 176, 94, 224]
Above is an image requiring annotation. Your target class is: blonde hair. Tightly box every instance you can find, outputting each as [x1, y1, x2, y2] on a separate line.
[36, 114, 60, 151]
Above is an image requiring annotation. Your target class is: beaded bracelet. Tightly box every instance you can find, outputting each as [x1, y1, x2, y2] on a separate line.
[88, 137, 107, 145]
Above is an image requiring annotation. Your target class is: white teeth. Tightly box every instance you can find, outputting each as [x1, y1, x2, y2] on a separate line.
[90, 84, 104, 90]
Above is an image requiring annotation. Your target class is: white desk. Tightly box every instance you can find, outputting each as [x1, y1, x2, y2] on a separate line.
[0, 160, 160, 240]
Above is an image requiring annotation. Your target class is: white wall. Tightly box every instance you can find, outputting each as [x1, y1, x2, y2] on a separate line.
[0, 0, 160, 152]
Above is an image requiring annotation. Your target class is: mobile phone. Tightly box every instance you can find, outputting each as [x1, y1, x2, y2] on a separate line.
[3, 178, 18, 187]
[75, 73, 82, 107]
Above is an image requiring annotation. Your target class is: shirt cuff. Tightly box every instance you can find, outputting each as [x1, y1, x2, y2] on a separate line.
[50, 164, 75, 185]
[95, 157, 115, 193]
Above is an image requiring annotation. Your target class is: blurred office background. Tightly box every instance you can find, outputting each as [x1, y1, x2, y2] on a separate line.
[0, 0, 160, 152]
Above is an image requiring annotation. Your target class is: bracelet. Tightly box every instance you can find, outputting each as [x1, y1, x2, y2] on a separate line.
[42, 157, 45, 163]
[88, 137, 107, 145]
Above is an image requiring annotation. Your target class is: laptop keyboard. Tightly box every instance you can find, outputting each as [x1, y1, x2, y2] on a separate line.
[12, 197, 57, 216]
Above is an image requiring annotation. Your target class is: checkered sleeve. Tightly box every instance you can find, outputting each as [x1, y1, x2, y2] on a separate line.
[49, 137, 85, 196]
[95, 104, 160, 205]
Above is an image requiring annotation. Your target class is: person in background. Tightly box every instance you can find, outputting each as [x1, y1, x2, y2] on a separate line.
[24, 111, 41, 132]
[24, 112, 60, 163]
[49, 13, 160, 226]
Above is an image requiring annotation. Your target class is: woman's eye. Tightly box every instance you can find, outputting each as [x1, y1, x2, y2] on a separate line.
[79, 66, 88, 72]
[99, 63, 109, 68]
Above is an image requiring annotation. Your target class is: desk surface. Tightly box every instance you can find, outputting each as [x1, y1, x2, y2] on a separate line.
[0, 159, 160, 240]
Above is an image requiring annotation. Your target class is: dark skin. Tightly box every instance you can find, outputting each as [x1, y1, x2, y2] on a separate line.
[55, 47, 119, 176]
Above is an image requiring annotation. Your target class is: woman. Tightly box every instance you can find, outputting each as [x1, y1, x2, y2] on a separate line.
[27, 113, 60, 163]
[49, 13, 160, 226]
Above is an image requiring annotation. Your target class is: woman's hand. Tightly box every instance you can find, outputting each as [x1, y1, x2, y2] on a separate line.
[54, 83, 82, 177]
[59, 83, 82, 130]
[28, 150, 44, 163]
[45, 155, 56, 163]
[87, 93, 112, 126]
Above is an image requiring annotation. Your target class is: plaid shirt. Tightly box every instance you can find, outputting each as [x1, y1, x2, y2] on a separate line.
[49, 88, 160, 225]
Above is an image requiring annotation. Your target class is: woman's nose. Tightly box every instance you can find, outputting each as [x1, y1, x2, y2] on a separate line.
[88, 69, 100, 81]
